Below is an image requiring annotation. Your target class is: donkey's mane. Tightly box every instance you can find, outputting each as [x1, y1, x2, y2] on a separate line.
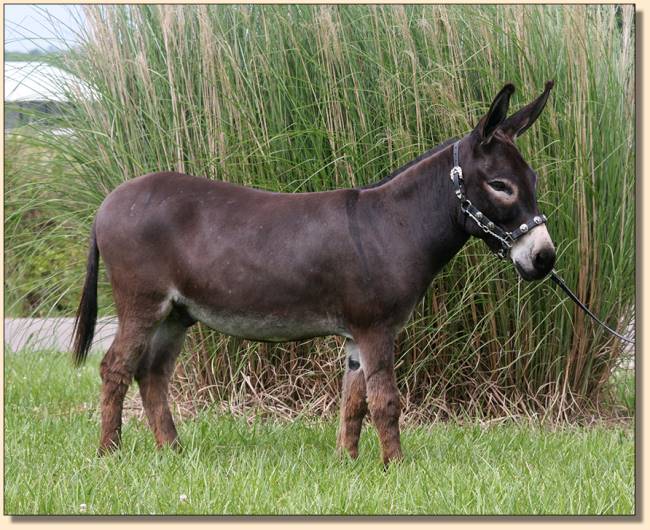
[360, 137, 458, 189]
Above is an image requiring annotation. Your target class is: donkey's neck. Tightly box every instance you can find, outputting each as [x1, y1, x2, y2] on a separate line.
[367, 143, 470, 277]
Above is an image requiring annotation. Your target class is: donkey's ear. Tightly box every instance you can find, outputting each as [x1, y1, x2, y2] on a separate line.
[475, 83, 515, 143]
[501, 80, 554, 139]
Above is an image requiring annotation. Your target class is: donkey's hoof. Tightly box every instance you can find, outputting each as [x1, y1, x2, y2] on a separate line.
[339, 448, 359, 461]
[382, 450, 404, 469]
[97, 441, 120, 457]
[336, 442, 359, 460]
[158, 438, 183, 453]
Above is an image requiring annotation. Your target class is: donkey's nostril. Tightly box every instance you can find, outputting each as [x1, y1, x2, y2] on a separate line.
[533, 247, 556, 272]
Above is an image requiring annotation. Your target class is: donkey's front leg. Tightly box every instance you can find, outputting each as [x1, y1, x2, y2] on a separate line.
[356, 330, 403, 466]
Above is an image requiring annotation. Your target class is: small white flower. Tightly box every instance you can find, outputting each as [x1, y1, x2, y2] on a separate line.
[179, 494, 188, 503]
[79, 503, 87, 513]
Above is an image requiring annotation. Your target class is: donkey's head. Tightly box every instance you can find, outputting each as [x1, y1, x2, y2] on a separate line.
[457, 82, 556, 280]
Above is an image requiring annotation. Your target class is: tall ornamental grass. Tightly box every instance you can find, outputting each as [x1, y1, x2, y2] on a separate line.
[8, 5, 634, 420]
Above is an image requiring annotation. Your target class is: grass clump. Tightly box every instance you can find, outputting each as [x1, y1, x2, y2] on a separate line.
[4, 351, 635, 515]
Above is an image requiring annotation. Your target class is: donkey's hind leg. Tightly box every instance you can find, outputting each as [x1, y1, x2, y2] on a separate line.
[98, 316, 157, 455]
[336, 340, 368, 459]
[135, 311, 190, 450]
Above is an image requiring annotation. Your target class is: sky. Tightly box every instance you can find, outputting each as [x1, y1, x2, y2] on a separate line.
[4, 4, 84, 52]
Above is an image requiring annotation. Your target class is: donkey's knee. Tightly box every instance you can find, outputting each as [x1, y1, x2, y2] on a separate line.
[366, 371, 401, 428]
[365, 369, 402, 465]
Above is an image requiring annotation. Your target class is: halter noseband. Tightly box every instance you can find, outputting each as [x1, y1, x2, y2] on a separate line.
[450, 140, 547, 259]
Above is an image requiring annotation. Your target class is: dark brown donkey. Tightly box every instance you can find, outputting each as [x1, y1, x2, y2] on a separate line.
[73, 82, 556, 465]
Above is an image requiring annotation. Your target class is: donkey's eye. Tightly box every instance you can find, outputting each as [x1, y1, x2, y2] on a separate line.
[488, 180, 513, 195]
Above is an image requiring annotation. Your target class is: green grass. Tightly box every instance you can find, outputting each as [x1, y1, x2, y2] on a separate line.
[4, 134, 88, 317]
[4, 351, 635, 515]
[608, 368, 635, 417]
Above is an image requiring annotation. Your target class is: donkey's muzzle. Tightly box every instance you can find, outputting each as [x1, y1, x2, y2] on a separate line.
[510, 224, 555, 281]
[533, 246, 556, 276]
[515, 245, 555, 281]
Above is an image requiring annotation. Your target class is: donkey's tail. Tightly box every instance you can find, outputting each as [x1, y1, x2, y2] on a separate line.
[72, 221, 99, 366]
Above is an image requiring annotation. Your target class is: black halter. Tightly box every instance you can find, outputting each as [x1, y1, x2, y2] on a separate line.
[450, 140, 547, 259]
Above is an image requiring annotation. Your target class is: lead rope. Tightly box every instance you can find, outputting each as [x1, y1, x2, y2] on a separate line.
[548, 269, 634, 345]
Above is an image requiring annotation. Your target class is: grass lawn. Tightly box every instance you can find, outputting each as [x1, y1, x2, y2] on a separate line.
[4, 351, 635, 515]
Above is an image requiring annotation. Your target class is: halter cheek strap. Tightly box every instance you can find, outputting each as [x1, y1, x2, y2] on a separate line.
[450, 140, 547, 259]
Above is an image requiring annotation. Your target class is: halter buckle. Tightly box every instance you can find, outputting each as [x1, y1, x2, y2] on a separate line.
[450, 166, 463, 182]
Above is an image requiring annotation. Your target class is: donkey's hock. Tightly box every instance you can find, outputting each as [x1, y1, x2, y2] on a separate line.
[72, 82, 555, 464]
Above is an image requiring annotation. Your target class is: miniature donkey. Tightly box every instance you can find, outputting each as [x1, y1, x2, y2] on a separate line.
[73, 82, 555, 465]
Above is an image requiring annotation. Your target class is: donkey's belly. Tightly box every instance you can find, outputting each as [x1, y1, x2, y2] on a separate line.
[177, 295, 347, 342]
